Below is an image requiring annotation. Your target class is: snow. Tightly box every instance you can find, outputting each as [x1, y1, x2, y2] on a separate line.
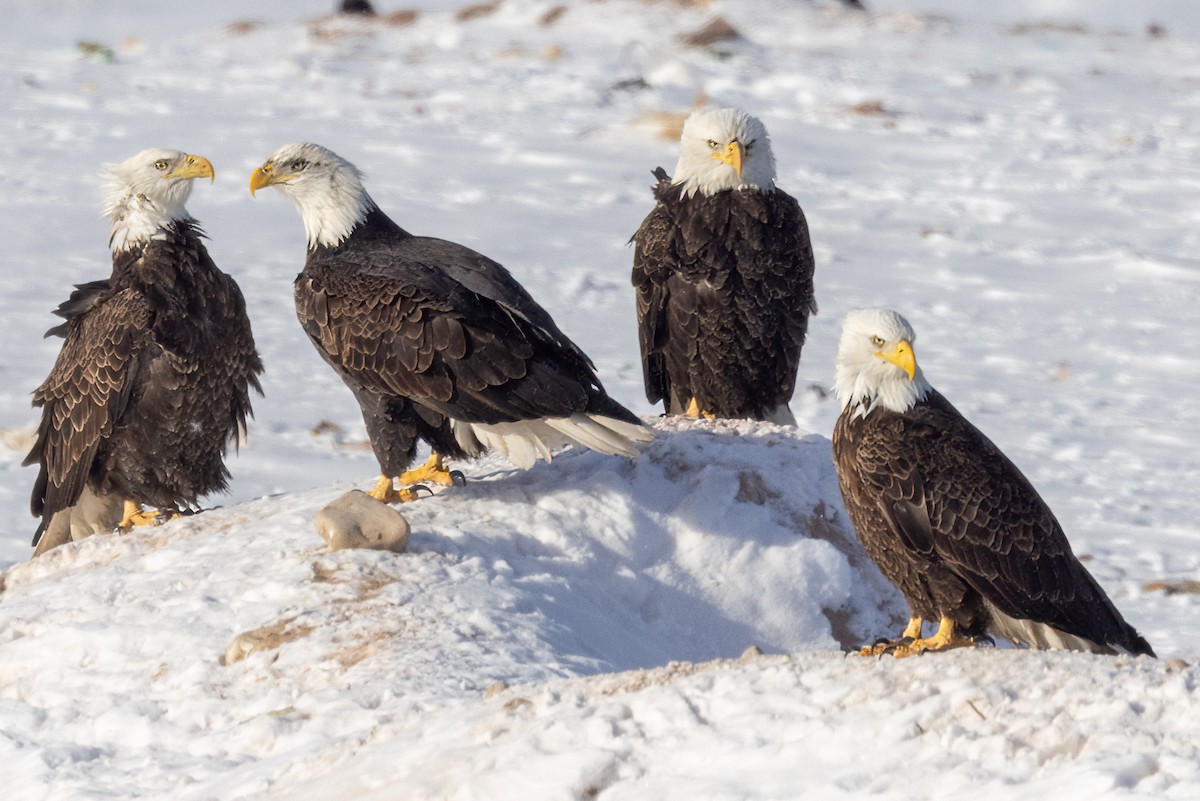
[1, 0, 1199, 798]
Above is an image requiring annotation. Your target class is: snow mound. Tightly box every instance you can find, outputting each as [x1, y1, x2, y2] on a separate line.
[0, 419, 899, 798]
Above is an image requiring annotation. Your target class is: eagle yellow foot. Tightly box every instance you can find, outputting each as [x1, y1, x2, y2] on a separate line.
[863, 617, 982, 659]
[858, 616, 924, 656]
[368, 476, 429, 504]
[684, 398, 716, 419]
[118, 500, 178, 530]
[397, 453, 465, 488]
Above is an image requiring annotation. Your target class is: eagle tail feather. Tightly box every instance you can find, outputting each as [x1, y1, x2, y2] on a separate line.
[462, 414, 651, 469]
[544, 414, 653, 459]
[987, 606, 1154, 657]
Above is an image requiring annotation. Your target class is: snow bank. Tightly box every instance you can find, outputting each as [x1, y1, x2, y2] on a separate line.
[0, 420, 899, 799]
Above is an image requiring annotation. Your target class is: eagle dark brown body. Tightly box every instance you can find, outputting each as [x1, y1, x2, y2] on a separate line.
[26, 220, 263, 548]
[632, 168, 816, 421]
[833, 389, 1153, 656]
[295, 207, 643, 479]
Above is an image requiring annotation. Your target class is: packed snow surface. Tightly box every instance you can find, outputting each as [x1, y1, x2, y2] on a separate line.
[1, 0, 1198, 798]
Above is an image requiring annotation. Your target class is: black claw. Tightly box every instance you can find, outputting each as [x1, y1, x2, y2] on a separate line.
[411, 484, 434, 498]
[450, 470, 467, 487]
[975, 634, 996, 649]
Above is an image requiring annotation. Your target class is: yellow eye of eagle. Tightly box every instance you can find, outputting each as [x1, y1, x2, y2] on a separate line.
[154, 160, 169, 170]
[706, 139, 719, 149]
[870, 336, 885, 347]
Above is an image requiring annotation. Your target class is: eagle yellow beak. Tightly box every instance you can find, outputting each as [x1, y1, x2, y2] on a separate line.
[712, 141, 744, 177]
[167, 154, 215, 183]
[249, 162, 276, 196]
[879, 340, 917, 381]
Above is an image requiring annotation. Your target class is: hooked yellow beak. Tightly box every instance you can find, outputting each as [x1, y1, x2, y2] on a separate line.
[166, 154, 215, 183]
[878, 340, 917, 381]
[249, 162, 275, 196]
[712, 141, 744, 177]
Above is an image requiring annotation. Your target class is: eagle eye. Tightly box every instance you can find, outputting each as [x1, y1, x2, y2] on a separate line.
[154, 160, 169, 171]
[706, 139, 719, 149]
[870, 336, 885, 347]
[292, 159, 309, 171]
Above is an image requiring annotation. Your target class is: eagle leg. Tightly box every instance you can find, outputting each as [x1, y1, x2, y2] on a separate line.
[398, 452, 461, 488]
[858, 616, 923, 656]
[368, 475, 427, 504]
[684, 398, 716, 419]
[118, 500, 177, 530]
[883, 616, 979, 658]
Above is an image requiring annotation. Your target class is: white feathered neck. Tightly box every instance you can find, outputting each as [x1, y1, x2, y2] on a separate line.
[835, 308, 933, 418]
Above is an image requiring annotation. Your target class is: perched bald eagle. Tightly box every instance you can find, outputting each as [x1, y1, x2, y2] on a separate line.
[250, 142, 651, 502]
[25, 149, 263, 556]
[631, 108, 816, 424]
[831, 309, 1153, 657]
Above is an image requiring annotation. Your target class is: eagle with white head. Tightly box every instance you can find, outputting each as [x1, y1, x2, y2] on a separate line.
[632, 107, 816, 424]
[831, 308, 1153, 657]
[250, 142, 651, 502]
[25, 149, 263, 555]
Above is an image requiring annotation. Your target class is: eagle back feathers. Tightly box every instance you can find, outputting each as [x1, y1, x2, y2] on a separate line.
[299, 212, 631, 431]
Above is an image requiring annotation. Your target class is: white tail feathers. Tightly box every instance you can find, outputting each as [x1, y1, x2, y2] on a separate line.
[987, 607, 1127, 655]
[452, 414, 652, 470]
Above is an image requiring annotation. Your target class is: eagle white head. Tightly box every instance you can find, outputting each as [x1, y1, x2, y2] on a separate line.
[835, 308, 933, 418]
[250, 142, 375, 249]
[103, 148, 214, 253]
[672, 108, 777, 198]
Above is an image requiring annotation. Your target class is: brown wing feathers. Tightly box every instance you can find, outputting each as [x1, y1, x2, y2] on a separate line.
[26, 288, 150, 520]
[299, 259, 602, 427]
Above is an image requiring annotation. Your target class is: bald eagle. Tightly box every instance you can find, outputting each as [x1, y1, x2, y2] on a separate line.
[631, 108, 816, 424]
[25, 149, 263, 556]
[831, 309, 1153, 657]
[249, 142, 651, 502]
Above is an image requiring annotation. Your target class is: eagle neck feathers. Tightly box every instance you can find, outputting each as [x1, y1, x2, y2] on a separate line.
[836, 371, 933, 420]
[300, 182, 379, 251]
[654, 168, 775, 205]
[312, 204, 411, 257]
[106, 192, 197, 254]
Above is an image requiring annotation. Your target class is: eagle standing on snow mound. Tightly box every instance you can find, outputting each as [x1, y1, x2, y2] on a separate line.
[631, 108, 816, 424]
[25, 149, 264, 556]
[831, 309, 1153, 658]
[249, 142, 652, 503]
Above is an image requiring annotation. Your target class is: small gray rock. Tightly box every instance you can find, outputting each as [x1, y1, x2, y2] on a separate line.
[314, 490, 411, 553]
[739, 644, 765, 661]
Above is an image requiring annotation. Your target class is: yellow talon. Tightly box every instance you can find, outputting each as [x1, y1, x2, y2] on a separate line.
[118, 500, 175, 530]
[861, 616, 980, 658]
[369, 453, 463, 503]
[684, 398, 716, 419]
[857, 616, 927, 656]
[398, 452, 458, 488]
[367, 476, 423, 504]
